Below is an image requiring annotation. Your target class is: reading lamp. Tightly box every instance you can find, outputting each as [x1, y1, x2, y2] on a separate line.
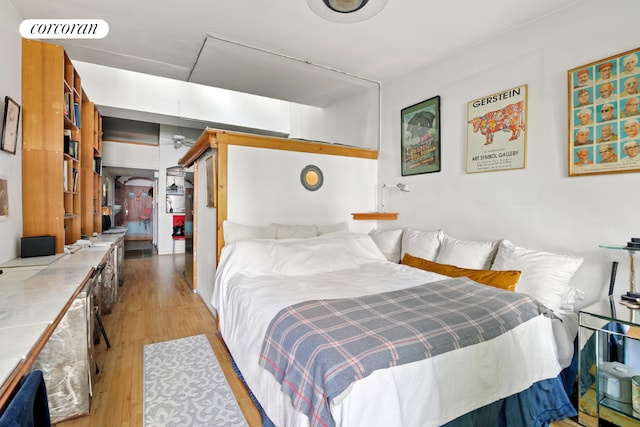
[384, 183, 410, 192]
[381, 182, 410, 212]
[306, 0, 390, 23]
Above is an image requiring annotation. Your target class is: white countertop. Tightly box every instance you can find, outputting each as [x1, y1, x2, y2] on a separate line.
[0, 232, 125, 397]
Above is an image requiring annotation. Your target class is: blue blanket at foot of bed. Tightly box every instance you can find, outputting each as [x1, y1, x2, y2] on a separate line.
[231, 359, 276, 427]
[444, 375, 577, 427]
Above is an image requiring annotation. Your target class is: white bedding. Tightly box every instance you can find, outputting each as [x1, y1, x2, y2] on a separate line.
[212, 232, 577, 427]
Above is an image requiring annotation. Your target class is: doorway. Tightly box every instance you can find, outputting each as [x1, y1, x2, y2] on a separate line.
[114, 177, 154, 241]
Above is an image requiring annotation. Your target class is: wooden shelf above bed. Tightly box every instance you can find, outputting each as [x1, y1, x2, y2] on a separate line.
[351, 212, 398, 221]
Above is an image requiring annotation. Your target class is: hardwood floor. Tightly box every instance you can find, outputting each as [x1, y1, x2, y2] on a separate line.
[55, 248, 261, 427]
[55, 247, 579, 427]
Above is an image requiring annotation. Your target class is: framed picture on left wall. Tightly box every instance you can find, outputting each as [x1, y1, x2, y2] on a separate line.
[0, 178, 8, 217]
[1, 96, 20, 155]
[401, 96, 441, 176]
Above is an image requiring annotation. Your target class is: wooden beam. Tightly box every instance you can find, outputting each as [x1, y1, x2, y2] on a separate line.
[180, 128, 378, 167]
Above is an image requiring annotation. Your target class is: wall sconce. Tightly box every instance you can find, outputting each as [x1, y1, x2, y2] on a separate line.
[383, 183, 410, 192]
[381, 182, 410, 212]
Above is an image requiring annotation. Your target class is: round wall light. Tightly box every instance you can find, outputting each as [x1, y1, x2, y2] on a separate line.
[300, 165, 324, 191]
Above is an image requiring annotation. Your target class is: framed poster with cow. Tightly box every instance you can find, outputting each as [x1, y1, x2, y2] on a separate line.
[568, 47, 640, 177]
[401, 96, 441, 176]
[466, 85, 527, 173]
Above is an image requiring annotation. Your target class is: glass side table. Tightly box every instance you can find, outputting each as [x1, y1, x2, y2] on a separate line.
[600, 244, 639, 293]
[579, 297, 640, 426]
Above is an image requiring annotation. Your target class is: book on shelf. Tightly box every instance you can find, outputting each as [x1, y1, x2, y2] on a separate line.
[73, 102, 81, 128]
[94, 157, 102, 175]
[64, 91, 71, 120]
[63, 160, 69, 192]
[72, 167, 78, 192]
[64, 140, 78, 159]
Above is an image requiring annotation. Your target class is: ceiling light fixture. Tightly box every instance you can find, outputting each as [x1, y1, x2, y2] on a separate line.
[325, 0, 369, 13]
[306, 0, 389, 23]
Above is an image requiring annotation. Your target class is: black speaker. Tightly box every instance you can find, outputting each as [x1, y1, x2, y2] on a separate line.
[21, 236, 55, 258]
[102, 215, 111, 231]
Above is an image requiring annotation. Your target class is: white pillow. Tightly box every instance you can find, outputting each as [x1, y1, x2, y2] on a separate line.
[435, 234, 498, 269]
[273, 223, 319, 239]
[491, 239, 584, 311]
[318, 221, 349, 235]
[369, 228, 404, 263]
[222, 220, 276, 244]
[401, 228, 443, 261]
[219, 232, 387, 278]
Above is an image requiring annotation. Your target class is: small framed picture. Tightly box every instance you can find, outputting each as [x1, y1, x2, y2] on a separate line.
[401, 96, 441, 176]
[1, 97, 20, 155]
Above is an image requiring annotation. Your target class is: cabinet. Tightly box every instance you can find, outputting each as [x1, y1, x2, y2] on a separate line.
[98, 247, 117, 314]
[579, 297, 640, 426]
[22, 39, 102, 253]
[32, 277, 96, 423]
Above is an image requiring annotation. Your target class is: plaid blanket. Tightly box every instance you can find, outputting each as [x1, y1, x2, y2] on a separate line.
[259, 276, 545, 427]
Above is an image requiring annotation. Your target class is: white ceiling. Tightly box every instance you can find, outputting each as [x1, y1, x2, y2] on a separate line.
[11, 0, 582, 107]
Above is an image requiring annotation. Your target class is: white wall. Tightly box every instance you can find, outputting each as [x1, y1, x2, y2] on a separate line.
[0, 1, 23, 264]
[379, 0, 639, 308]
[288, 85, 380, 149]
[227, 145, 377, 234]
[102, 141, 159, 171]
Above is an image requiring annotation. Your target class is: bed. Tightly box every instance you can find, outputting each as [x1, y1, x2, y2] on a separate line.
[212, 230, 579, 427]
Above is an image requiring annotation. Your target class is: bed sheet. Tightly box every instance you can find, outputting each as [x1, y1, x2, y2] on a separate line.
[212, 233, 576, 426]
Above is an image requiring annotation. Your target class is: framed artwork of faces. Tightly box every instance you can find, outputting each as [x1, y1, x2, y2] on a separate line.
[568, 47, 640, 176]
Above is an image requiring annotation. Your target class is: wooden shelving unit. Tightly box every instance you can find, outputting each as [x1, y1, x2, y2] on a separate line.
[22, 39, 102, 253]
[81, 100, 103, 235]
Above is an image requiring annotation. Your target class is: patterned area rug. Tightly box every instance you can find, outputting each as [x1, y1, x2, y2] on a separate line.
[144, 334, 248, 427]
